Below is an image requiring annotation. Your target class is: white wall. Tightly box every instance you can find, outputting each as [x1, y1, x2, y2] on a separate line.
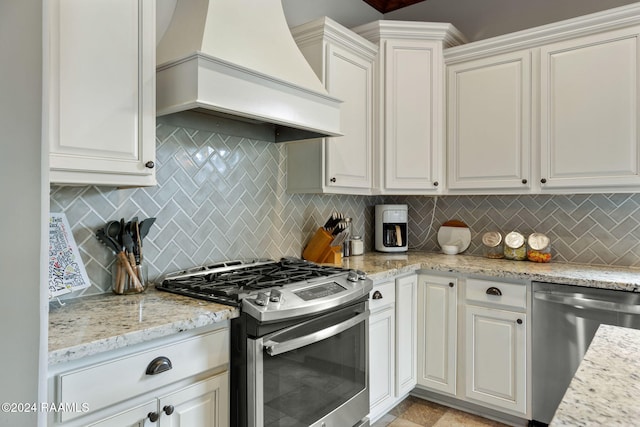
[156, 0, 640, 41]
[378, 0, 640, 41]
[0, 1, 46, 426]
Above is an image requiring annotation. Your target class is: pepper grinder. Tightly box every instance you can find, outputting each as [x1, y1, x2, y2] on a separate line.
[342, 217, 352, 257]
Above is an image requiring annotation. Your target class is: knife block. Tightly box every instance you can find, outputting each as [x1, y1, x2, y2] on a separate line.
[302, 228, 342, 264]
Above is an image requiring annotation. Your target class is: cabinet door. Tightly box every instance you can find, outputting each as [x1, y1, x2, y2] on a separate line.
[86, 400, 157, 427]
[447, 51, 531, 191]
[324, 43, 373, 191]
[159, 373, 229, 427]
[417, 275, 457, 395]
[369, 299, 395, 420]
[465, 305, 526, 415]
[395, 274, 417, 397]
[49, 0, 156, 186]
[540, 27, 640, 190]
[383, 39, 443, 192]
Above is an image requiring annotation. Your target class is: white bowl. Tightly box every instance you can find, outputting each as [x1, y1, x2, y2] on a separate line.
[442, 245, 459, 255]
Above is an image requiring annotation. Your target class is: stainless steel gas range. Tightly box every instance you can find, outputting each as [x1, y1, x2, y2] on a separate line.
[157, 257, 373, 427]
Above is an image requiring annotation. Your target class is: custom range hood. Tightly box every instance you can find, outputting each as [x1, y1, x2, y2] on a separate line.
[156, 0, 342, 142]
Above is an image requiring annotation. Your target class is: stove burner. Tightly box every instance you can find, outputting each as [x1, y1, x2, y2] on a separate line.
[157, 258, 351, 306]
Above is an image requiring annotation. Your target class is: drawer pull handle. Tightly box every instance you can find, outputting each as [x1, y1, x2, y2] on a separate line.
[449, 282, 454, 288]
[146, 356, 173, 375]
[163, 405, 175, 415]
[372, 290, 383, 300]
[486, 287, 502, 296]
[148, 411, 159, 422]
[517, 318, 523, 325]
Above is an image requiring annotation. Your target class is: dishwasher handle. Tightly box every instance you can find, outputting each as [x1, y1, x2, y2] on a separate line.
[534, 290, 640, 314]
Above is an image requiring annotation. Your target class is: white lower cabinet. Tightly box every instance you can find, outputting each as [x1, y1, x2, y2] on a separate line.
[464, 306, 526, 414]
[86, 400, 157, 427]
[395, 274, 418, 397]
[369, 280, 396, 420]
[49, 326, 229, 427]
[369, 274, 418, 422]
[87, 373, 228, 427]
[417, 275, 457, 395]
[417, 274, 530, 419]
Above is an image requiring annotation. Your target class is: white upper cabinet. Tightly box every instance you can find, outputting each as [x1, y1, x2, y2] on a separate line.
[539, 27, 640, 190]
[287, 18, 377, 194]
[48, 0, 156, 187]
[444, 3, 640, 194]
[354, 21, 467, 195]
[447, 51, 532, 191]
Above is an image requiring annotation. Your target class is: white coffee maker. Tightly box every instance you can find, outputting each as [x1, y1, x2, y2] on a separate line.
[375, 204, 408, 252]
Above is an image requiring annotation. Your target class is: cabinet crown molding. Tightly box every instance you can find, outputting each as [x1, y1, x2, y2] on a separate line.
[445, 2, 640, 63]
[352, 20, 467, 48]
[291, 16, 378, 59]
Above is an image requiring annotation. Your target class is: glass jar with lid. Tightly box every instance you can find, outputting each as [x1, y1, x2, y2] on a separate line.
[482, 231, 504, 259]
[527, 233, 551, 263]
[504, 231, 527, 261]
[350, 235, 364, 256]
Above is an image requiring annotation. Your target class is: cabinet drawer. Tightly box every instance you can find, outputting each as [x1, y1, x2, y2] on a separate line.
[58, 328, 229, 422]
[465, 278, 526, 310]
[370, 281, 395, 311]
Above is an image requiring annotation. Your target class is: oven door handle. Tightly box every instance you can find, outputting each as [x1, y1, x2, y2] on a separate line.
[263, 310, 369, 356]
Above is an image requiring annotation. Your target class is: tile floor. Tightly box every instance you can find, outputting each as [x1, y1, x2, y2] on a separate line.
[372, 396, 510, 427]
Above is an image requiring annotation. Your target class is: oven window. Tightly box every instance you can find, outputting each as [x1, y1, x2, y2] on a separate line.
[262, 320, 366, 426]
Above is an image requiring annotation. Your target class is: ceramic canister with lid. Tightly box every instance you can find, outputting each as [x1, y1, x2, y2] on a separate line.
[527, 232, 551, 262]
[504, 231, 527, 260]
[482, 231, 504, 259]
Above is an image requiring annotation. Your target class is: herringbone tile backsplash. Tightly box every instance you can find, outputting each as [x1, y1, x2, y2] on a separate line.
[391, 193, 640, 267]
[51, 120, 640, 298]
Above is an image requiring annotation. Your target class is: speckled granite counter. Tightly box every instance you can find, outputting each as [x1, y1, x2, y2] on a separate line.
[48, 287, 238, 366]
[342, 251, 640, 292]
[550, 324, 640, 426]
[49, 251, 640, 367]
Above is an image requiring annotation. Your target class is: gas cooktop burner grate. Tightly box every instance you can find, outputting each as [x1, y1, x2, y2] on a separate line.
[157, 258, 351, 306]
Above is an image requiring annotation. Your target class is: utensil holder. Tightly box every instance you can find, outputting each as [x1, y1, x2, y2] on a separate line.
[112, 252, 147, 294]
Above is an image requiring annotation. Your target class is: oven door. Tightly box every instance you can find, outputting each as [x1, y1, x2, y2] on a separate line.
[248, 301, 369, 427]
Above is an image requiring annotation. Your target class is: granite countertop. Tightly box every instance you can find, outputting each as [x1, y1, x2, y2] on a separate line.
[550, 324, 640, 426]
[48, 287, 239, 366]
[49, 251, 640, 366]
[342, 251, 640, 292]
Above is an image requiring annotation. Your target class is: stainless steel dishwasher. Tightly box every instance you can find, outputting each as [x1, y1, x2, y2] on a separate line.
[532, 281, 640, 425]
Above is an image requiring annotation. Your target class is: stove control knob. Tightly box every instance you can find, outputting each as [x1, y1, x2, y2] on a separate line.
[255, 292, 269, 306]
[348, 270, 367, 282]
[269, 289, 282, 303]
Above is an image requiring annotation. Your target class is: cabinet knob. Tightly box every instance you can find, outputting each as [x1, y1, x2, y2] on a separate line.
[330, 177, 336, 183]
[521, 179, 528, 184]
[146, 356, 173, 375]
[517, 318, 523, 325]
[145, 161, 155, 169]
[163, 405, 175, 415]
[148, 412, 159, 422]
[540, 178, 547, 184]
[372, 290, 383, 300]
[449, 282, 454, 288]
[433, 181, 439, 187]
[486, 287, 502, 296]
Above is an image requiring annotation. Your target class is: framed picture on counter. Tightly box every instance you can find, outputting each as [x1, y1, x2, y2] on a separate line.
[48, 212, 90, 298]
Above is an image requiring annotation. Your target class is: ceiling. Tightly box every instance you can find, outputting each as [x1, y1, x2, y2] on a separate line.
[362, 0, 426, 13]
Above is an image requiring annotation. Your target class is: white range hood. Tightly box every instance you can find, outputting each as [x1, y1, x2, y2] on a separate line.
[156, 0, 342, 142]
